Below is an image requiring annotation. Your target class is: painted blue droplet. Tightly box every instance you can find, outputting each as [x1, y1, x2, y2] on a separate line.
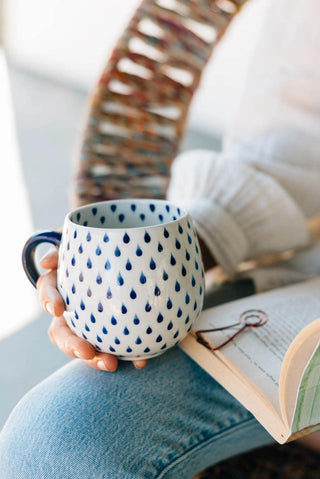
[170, 254, 176, 266]
[103, 233, 110, 243]
[90, 314, 96, 323]
[76, 212, 81, 221]
[130, 289, 137, 299]
[150, 258, 156, 270]
[144, 232, 151, 243]
[140, 213, 145, 221]
[97, 335, 102, 343]
[165, 205, 170, 213]
[109, 345, 116, 352]
[67, 241, 70, 251]
[114, 246, 121, 257]
[71, 256, 76, 266]
[79, 271, 84, 282]
[136, 336, 142, 345]
[187, 325, 192, 332]
[173, 216, 177, 221]
[188, 234, 192, 244]
[66, 295, 70, 305]
[177, 207, 181, 215]
[87, 258, 92, 269]
[193, 300, 197, 311]
[185, 293, 190, 304]
[167, 321, 173, 330]
[80, 300, 85, 310]
[96, 273, 102, 284]
[146, 326, 152, 334]
[102, 326, 108, 334]
[105, 259, 111, 270]
[85, 323, 90, 332]
[192, 276, 196, 287]
[98, 302, 103, 312]
[158, 242, 163, 253]
[66, 268, 69, 278]
[173, 330, 179, 339]
[100, 216, 105, 224]
[175, 281, 180, 292]
[163, 228, 169, 238]
[136, 245, 143, 256]
[106, 287, 112, 299]
[161, 343, 167, 350]
[117, 273, 124, 286]
[175, 239, 181, 249]
[111, 316, 117, 325]
[181, 265, 187, 276]
[121, 304, 127, 314]
[127, 346, 132, 353]
[157, 313, 164, 323]
[92, 207, 98, 216]
[185, 315, 190, 324]
[133, 315, 140, 325]
[74, 230, 77, 239]
[111, 204, 117, 212]
[72, 284, 76, 294]
[178, 225, 183, 234]
[186, 250, 190, 261]
[177, 308, 183, 318]
[96, 245, 102, 256]
[123, 327, 129, 335]
[86, 232, 91, 242]
[95, 344, 102, 351]
[74, 310, 79, 320]
[71, 319, 76, 328]
[118, 214, 125, 223]
[195, 260, 199, 270]
[140, 273, 146, 284]
[199, 286, 203, 295]
[195, 244, 199, 254]
[83, 221, 88, 227]
[78, 244, 83, 254]
[144, 347, 150, 353]
[145, 302, 152, 312]
[123, 233, 130, 244]
[115, 337, 120, 345]
[167, 298, 173, 310]
[126, 260, 132, 271]
[154, 285, 161, 296]
[131, 204, 136, 212]
[149, 203, 156, 212]
[156, 334, 162, 343]
[82, 333, 87, 340]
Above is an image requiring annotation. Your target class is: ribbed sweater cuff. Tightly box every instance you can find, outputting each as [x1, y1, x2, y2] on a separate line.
[181, 199, 248, 277]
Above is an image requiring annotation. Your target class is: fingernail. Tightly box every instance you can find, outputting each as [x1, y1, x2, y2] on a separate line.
[46, 302, 55, 315]
[134, 360, 146, 370]
[97, 360, 108, 371]
[73, 350, 82, 359]
[40, 247, 56, 262]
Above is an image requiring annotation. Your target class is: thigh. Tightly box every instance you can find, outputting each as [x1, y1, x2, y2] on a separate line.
[0, 347, 273, 479]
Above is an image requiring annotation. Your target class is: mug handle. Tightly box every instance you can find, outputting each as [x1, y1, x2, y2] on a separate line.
[22, 231, 62, 288]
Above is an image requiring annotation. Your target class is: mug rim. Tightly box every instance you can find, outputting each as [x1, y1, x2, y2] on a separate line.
[66, 198, 188, 232]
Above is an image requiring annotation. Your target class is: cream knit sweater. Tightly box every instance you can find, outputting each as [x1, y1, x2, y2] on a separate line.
[167, 0, 320, 287]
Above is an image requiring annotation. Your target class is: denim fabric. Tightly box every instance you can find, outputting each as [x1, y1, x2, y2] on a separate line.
[0, 345, 273, 479]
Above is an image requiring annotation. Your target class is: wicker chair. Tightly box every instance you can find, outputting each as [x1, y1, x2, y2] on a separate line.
[74, 1, 316, 477]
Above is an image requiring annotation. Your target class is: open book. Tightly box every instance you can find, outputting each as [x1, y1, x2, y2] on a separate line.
[179, 277, 320, 444]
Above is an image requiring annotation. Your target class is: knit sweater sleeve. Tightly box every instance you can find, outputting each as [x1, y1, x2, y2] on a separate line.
[167, 150, 310, 276]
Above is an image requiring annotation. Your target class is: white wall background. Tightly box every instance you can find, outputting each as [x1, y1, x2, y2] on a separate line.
[4, 0, 268, 136]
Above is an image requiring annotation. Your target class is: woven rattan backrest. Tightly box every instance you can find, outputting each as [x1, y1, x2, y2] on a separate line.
[74, 0, 247, 206]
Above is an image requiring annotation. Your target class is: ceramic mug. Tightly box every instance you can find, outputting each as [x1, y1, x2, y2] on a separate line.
[22, 199, 205, 360]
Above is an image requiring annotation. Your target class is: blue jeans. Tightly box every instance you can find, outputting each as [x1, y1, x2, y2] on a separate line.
[0, 349, 273, 478]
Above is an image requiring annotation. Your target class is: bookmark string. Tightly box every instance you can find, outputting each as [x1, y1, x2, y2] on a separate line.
[195, 309, 268, 351]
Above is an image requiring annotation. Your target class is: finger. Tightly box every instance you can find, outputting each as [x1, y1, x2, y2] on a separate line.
[37, 270, 65, 317]
[39, 246, 59, 270]
[85, 353, 118, 372]
[133, 359, 147, 369]
[48, 316, 96, 360]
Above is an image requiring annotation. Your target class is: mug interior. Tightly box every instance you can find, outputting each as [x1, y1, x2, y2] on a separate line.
[69, 199, 186, 229]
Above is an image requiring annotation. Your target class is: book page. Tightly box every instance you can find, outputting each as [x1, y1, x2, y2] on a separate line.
[194, 277, 320, 416]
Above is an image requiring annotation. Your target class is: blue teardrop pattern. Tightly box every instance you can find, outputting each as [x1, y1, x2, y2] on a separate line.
[98, 302, 103, 312]
[163, 228, 169, 239]
[123, 233, 130, 244]
[158, 242, 163, 253]
[111, 204, 117, 212]
[144, 232, 151, 243]
[80, 300, 85, 310]
[78, 244, 83, 254]
[185, 250, 190, 261]
[156, 335, 162, 342]
[158, 214, 164, 222]
[185, 315, 190, 324]
[72, 284, 76, 294]
[136, 336, 142, 345]
[145, 302, 152, 312]
[178, 225, 183, 234]
[163, 270, 169, 281]
[105, 259, 111, 270]
[175, 239, 181, 249]
[121, 304, 127, 314]
[96, 245, 102, 256]
[114, 246, 121, 257]
[117, 273, 124, 286]
[133, 315, 140, 325]
[175, 281, 180, 292]
[102, 326, 108, 334]
[103, 233, 110, 243]
[109, 345, 116, 352]
[106, 287, 112, 299]
[136, 245, 143, 256]
[165, 205, 170, 213]
[157, 313, 164, 323]
[92, 207, 98, 216]
[140, 213, 145, 221]
[181, 265, 187, 276]
[167, 298, 173, 310]
[86, 232, 91, 242]
[167, 321, 173, 330]
[96, 273, 102, 284]
[154, 285, 161, 296]
[149, 203, 155, 212]
[90, 314, 96, 323]
[115, 337, 120, 345]
[140, 272, 147, 284]
[173, 330, 179, 339]
[126, 260, 132, 271]
[85, 323, 90, 332]
[131, 204, 136, 212]
[170, 254, 176, 266]
[73, 230, 77, 239]
[146, 326, 152, 334]
[127, 346, 132, 353]
[97, 335, 102, 343]
[87, 258, 92, 269]
[150, 258, 156, 270]
[76, 212, 81, 222]
[111, 316, 117, 325]
[192, 276, 196, 287]
[66, 295, 70, 306]
[177, 308, 183, 318]
[144, 347, 150, 353]
[130, 289, 137, 299]
[79, 271, 84, 282]
[161, 343, 167, 350]
[123, 327, 130, 335]
[118, 214, 125, 223]
[74, 310, 79, 320]
[71, 255, 76, 266]
[100, 216, 105, 224]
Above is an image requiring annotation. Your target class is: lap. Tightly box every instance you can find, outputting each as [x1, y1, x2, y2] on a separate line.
[0, 346, 273, 479]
